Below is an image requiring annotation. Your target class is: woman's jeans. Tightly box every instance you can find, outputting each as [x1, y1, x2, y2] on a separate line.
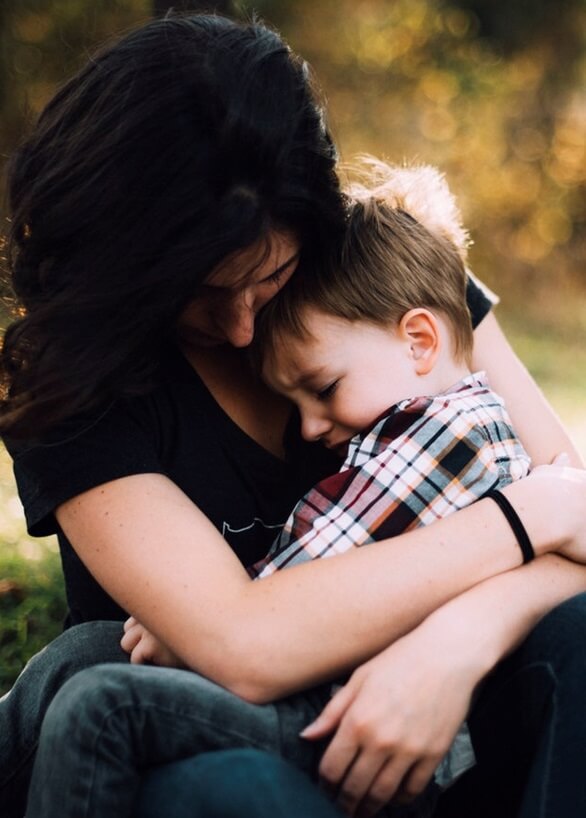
[1, 625, 433, 818]
[436, 590, 586, 818]
[2, 593, 586, 818]
[134, 748, 347, 818]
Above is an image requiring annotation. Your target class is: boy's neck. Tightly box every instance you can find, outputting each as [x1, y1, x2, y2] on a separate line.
[425, 355, 472, 397]
[397, 348, 472, 407]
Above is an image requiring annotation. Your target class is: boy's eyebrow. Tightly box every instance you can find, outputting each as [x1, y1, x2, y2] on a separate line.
[291, 366, 328, 388]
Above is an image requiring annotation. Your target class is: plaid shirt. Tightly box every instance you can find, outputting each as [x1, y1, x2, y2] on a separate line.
[250, 372, 531, 579]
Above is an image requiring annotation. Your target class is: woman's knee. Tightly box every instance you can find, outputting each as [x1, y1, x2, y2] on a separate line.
[26, 621, 127, 683]
[39, 663, 131, 746]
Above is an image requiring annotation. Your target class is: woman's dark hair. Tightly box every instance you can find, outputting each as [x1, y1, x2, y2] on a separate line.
[1, 13, 345, 438]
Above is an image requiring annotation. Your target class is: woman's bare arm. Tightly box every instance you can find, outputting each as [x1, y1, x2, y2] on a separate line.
[56, 465, 585, 702]
[473, 312, 584, 467]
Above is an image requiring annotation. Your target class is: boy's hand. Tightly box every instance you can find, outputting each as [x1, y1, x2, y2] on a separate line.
[121, 616, 186, 668]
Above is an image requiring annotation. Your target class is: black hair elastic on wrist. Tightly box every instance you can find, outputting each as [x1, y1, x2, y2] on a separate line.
[485, 489, 535, 564]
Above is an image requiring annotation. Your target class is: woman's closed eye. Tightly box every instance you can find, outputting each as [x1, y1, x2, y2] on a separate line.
[260, 254, 299, 288]
[265, 267, 287, 286]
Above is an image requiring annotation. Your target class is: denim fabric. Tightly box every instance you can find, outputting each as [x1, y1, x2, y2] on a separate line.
[0, 621, 128, 818]
[25, 660, 436, 818]
[436, 591, 586, 818]
[25, 660, 331, 817]
[4, 593, 586, 818]
[134, 748, 348, 818]
[135, 750, 435, 818]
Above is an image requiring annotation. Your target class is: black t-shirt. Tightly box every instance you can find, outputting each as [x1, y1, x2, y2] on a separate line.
[5, 278, 494, 626]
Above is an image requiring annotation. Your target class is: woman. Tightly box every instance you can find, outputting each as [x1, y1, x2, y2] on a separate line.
[1, 13, 586, 818]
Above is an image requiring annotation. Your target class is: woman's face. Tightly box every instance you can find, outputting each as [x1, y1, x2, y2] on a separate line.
[177, 230, 300, 348]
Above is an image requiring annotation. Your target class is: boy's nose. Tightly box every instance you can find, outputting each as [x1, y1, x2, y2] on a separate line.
[300, 411, 332, 443]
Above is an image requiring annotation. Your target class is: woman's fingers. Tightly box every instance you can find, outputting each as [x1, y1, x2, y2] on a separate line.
[301, 683, 355, 740]
[333, 750, 394, 817]
[355, 758, 417, 818]
[319, 717, 432, 816]
[333, 751, 440, 818]
[396, 757, 442, 803]
[318, 726, 361, 797]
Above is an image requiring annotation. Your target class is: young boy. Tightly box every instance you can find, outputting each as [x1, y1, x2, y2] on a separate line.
[25, 164, 532, 818]
[249, 163, 530, 580]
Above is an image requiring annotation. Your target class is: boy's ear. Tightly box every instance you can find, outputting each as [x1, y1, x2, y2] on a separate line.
[398, 309, 440, 375]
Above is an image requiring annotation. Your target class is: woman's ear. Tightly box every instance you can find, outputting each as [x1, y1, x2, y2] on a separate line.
[398, 308, 441, 375]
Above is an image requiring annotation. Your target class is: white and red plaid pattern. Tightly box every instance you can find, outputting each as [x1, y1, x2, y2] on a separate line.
[249, 372, 530, 579]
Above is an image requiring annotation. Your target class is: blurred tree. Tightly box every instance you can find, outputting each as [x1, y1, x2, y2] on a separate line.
[254, 0, 585, 317]
[452, 0, 583, 60]
[153, 0, 235, 15]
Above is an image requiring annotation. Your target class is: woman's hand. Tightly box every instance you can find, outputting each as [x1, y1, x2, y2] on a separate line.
[300, 614, 480, 818]
[509, 458, 586, 563]
[121, 616, 186, 668]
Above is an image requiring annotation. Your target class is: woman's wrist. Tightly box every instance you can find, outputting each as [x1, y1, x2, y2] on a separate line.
[499, 473, 576, 559]
[484, 490, 535, 564]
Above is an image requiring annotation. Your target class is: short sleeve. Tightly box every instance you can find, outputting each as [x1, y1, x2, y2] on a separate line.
[5, 399, 165, 537]
[466, 269, 499, 329]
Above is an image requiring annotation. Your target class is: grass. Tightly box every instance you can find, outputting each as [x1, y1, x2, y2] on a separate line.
[0, 541, 65, 694]
[499, 308, 586, 459]
[0, 447, 66, 694]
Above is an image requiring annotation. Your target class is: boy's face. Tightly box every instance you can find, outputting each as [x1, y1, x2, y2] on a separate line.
[263, 308, 423, 456]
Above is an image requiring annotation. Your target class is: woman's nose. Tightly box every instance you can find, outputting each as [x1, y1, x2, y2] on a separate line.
[221, 290, 255, 347]
[300, 409, 332, 442]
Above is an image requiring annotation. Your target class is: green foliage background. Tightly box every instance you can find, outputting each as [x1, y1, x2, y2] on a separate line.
[0, 0, 585, 693]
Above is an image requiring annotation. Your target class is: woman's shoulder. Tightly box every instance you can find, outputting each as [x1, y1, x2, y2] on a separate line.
[3, 347, 209, 534]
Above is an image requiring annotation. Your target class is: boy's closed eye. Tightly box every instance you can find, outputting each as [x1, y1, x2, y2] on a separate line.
[316, 380, 340, 401]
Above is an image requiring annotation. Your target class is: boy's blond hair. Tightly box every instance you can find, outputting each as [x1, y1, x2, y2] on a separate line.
[255, 160, 474, 369]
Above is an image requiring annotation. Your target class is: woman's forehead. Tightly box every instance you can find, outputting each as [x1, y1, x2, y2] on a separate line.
[206, 230, 299, 291]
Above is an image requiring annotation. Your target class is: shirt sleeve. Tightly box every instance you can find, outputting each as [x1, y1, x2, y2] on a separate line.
[466, 270, 499, 328]
[6, 399, 165, 537]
